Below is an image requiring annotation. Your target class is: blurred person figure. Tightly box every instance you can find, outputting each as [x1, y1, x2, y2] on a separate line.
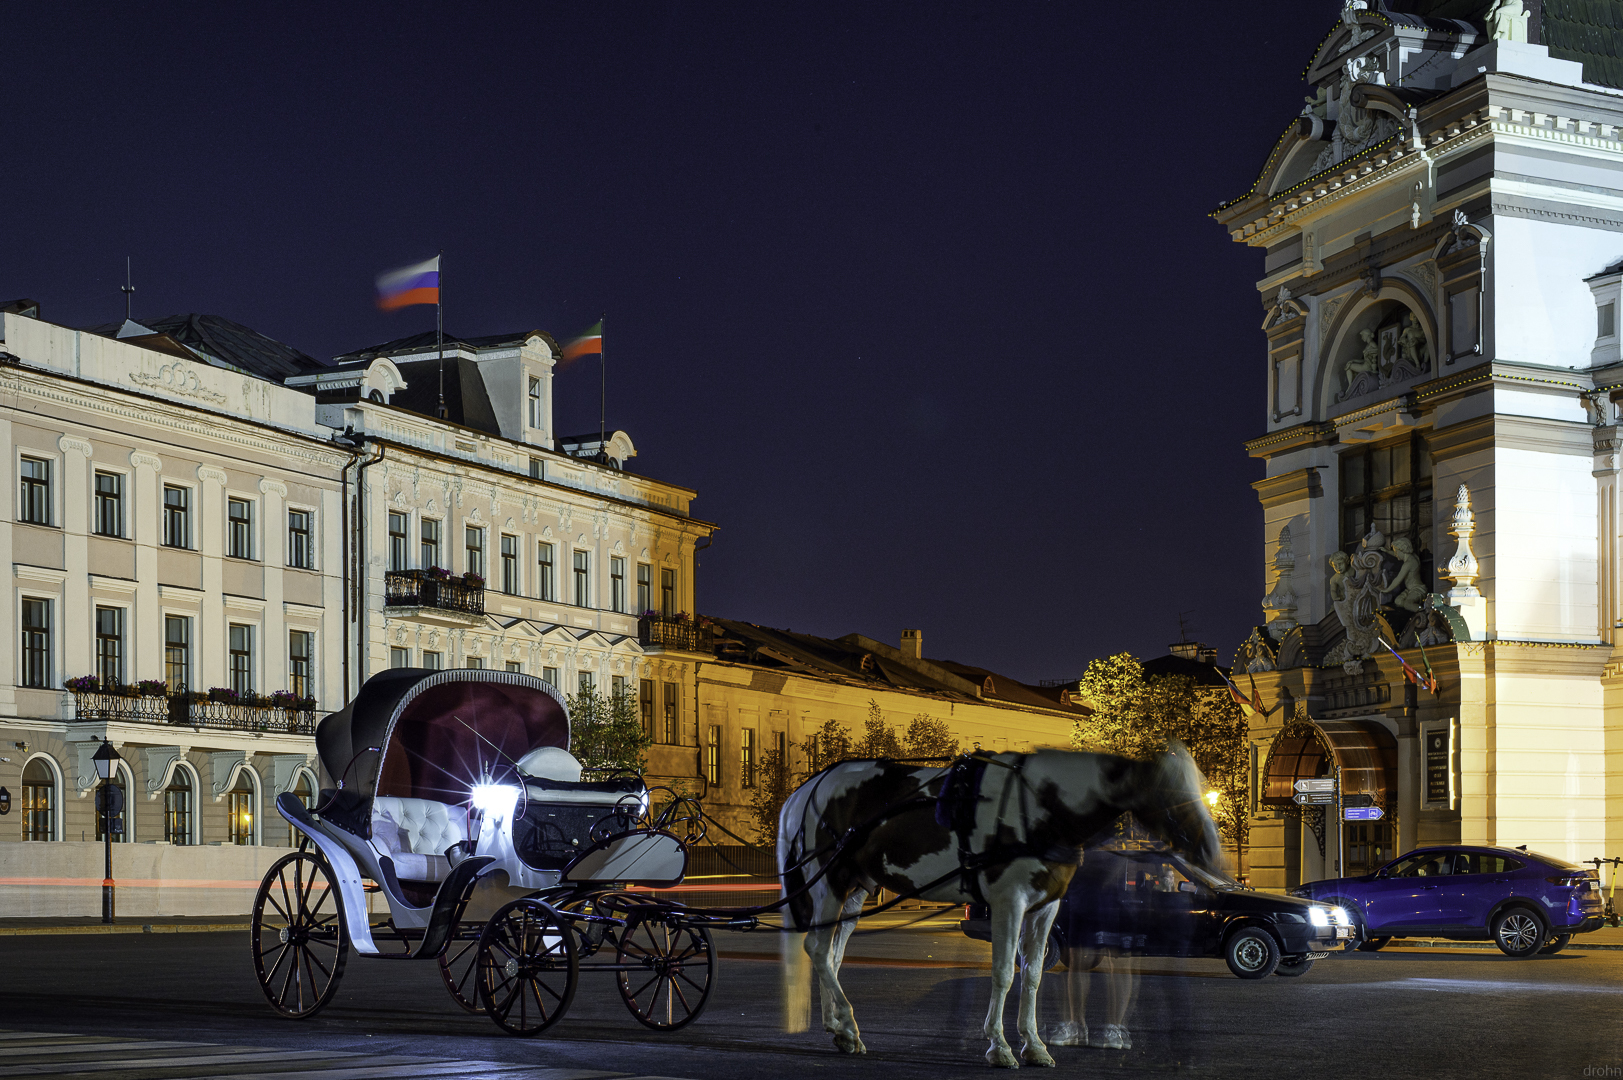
[1051, 849, 1144, 1050]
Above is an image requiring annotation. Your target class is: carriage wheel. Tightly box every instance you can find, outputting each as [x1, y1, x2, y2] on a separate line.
[615, 914, 715, 1031]
[439, 926, 484, 1014]
[476, 898, 578, 1036]
[251, 851, 348, 1019]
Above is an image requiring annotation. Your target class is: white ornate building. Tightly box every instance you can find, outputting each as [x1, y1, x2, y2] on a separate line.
[1215, 2, 1623, 888]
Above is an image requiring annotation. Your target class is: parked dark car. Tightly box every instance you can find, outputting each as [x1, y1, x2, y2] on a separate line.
[961, 847, 1353, 979]
[1289, 844, 1604, 957]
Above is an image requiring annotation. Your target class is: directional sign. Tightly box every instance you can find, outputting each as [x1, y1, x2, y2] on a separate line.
[1344, 806, 1385, 821]
[1293, 792, 1335, 806]
[1342, 793, 1375, 809]
[1295, 779, 1336, 794]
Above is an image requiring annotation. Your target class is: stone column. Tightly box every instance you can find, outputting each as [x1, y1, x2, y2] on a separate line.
[58, 436, 93, 680]
[129, 452, 163, 684]
[1457, 643, 1492, 846]
[197, 466, 228, 691]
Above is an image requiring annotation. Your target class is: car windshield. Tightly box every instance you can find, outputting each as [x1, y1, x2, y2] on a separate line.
[1161, 854, 1242, 891]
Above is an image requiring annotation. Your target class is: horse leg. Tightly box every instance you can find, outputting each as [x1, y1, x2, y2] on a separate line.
[804, 888, 867, 1054]
[982, 895, 1026, 1068]
[1015, 900, 1058, 1067]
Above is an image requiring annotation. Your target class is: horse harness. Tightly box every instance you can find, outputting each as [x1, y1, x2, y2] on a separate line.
[934, 752, 1083, 906]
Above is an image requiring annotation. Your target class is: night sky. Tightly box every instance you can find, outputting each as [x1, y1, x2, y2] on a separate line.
[4, 3, 1334, 683]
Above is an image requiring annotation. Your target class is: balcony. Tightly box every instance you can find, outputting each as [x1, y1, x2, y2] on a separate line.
[639, 613, 708, 653]
[71, 690, 317, 736]
[385, 569, 486, 621]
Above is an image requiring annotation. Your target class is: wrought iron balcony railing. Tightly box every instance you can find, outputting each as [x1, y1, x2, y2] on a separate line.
[638, 613, 706, 652]
[385, 569, 486, 617]
[72, 691, 317, 735]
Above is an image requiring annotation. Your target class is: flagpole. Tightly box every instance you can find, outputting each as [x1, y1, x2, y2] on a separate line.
[436, 250, 446, 419]
[599, 312, 607, 452]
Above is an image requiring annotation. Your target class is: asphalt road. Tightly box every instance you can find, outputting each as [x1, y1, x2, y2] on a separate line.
[1, 919, 1620, 1080]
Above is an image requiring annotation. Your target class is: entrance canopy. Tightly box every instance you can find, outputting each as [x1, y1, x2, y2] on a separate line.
[1261, 719, 1396, 810]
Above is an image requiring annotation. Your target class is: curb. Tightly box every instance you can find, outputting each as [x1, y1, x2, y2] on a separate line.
[1390, 938, 1623, 952]
[0, 923, 249, 937]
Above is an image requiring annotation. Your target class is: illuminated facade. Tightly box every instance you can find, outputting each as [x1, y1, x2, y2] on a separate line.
[1215, 3, 1623, 887]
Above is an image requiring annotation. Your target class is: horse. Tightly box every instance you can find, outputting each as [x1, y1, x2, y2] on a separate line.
[776, 745, 1223, 1068]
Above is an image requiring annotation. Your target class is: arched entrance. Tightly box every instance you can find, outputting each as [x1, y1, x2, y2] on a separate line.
[1263, 715, 1398, 882]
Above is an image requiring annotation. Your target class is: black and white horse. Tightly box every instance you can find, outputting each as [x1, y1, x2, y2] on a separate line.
[776, 746, 1223, 1068]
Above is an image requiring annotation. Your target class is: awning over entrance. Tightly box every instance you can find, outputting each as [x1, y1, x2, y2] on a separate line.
[1261, 719, 1396, 809]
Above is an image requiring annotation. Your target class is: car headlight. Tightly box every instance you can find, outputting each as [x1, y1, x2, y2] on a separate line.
[1330, 906, 1349, 926]
[1309, 906, 1330, 927]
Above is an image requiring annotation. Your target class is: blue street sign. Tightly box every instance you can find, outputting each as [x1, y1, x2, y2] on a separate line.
[1344, 807, 1385, 821]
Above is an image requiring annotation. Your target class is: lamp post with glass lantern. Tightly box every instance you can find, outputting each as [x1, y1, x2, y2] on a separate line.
[92, 740, 123, 924]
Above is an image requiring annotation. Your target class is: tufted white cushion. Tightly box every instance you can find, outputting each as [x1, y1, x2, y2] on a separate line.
[371, 797, 469, 883]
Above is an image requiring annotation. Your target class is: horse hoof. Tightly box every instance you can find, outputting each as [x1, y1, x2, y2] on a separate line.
[833, 1033, 867, 1055]
[986, 1045, 1021, 1069]
[1021, 1044, 1055, 1068]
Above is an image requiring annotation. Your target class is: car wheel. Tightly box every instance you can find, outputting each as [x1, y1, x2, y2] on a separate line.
[1492, 907, 1546, 958]
[1356, 936, 1391, 952]
[1225, 927, 1280, 979]
[1018, 928, 1065, 972]
[1538, 933, 1572, 956]
[1274, 955, 1314, 977]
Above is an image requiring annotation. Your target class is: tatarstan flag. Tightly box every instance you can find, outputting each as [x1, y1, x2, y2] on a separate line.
[562, 321, 603, 361]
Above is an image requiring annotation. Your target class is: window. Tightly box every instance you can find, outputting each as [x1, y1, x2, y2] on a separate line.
[537, 542, 555, 601]
[290, 772, 315, 845]
[542, 666, 559, 687]
[164, 767, 192, 845]
[661, 568, 676, 617]
[287, 509, 313, 569]
[1339, 435, 1433, 590]
[663, 682, 680, 745]
[228, 497, 254, 559]
[164, 615, 191, 691]
[529, 457, 544, 480]
[18, 457, 50, 526]
[390, 647, 412, 669]
[227, 771, 255, 846]
[422, 650, 443, 670]
[774, 730, 788, 766]
[465, 526, 485, 578]
[94, 471, 123, 537]
[501, 535, 520, 595]
[578, 671, 596, 696]
[163, 485, 190, 548]
[528, 376, 543, 428]
[20, 599, 50, 688]
[21, 759, 54, 841]
[229, 624, 254, 695]
[611, 674, 628, 700]
[610, 557, 626, 613]
[705, 725, 721, 786]
[95, 606, 124, 686]
[637, 564, 652, 614]
[388, 512, 409, 571]
[640, 680, 655, 735]
[421, 518, 442, 571]
[289, 630, 313, 698]
[573, 550, 591, 608]
[741, 728, 756, 789]
[1602, 301, 1617, 339]
[505, 661, 523, 673]
[466, 656, 484, 669]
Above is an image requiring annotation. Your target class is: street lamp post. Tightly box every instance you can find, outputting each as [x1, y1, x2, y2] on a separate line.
[92, 740, 123, 925]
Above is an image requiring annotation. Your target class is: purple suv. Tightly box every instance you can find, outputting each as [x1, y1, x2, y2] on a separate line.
[1289, 845, 1604, 957]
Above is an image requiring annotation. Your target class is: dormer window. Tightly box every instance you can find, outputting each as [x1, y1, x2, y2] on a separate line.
[528, 376, 542, 428]
[1601, 302, 1616, 340]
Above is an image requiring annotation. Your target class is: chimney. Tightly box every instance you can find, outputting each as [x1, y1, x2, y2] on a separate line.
[900, 628, 923, 660]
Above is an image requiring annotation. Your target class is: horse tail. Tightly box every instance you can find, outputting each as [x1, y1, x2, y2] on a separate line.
[777, 779, 814, 1033]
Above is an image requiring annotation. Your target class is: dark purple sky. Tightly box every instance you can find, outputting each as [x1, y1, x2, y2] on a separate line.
[4, 3, 1331, 682]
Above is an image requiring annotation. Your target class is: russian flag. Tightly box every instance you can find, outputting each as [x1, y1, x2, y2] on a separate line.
[376, 256, 440, 311]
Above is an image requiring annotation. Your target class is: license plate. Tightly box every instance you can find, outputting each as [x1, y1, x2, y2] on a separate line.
[1335, 927, 1349, 939]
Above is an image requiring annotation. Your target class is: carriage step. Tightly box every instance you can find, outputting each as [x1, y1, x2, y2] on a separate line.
[0, 1029, 701, 1080]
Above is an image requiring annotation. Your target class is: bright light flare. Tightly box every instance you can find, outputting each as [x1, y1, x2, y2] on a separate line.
[471, 783, 521, 819]
[1330, 906, 1349, 925]
[1309, 906, 1331, 927]
[1204, 790, 1221, 808]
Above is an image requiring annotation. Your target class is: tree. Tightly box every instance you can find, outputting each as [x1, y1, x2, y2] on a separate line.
[1073, 652, 1251, 865]
[854, 700, 903, 759]
[565, 687, 652, 779]
[748, 742, 796, 847]
[902, 714, 959, 759]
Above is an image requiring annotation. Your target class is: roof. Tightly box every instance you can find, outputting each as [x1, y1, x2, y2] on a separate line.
[82, 313, 325, 381]
[1141, 653, 1232, 688]
[1389, 0, 1623, 89]
[332, 328, 556, 365]
[703, 617, 1090, 716]
[383, 355, 501, 434]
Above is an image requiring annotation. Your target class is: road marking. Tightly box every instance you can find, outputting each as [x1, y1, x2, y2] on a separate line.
[0, 1030, 699, 1080]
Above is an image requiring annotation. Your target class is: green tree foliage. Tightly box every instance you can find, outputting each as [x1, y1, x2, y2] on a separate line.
[565, 687, 653, 779]
[855, 700, 903, 759]
[1074, 652, 1250, 857]
[902, 714, 959, 759]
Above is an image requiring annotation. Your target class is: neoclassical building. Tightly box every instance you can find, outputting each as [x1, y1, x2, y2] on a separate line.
[1215, 3, 1623, 888]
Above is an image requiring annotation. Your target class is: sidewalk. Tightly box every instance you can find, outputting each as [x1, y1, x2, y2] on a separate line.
[0, 916, 249, 936]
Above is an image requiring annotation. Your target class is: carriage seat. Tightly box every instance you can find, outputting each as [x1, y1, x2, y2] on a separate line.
[370, 796, 469, 883]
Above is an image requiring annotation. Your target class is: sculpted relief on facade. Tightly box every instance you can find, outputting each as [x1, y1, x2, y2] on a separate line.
[1337, 305, 1432, 403]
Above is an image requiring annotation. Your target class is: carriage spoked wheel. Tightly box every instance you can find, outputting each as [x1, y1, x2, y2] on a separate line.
[439, 926, 484, 1014]
[251, 851, 349, 1019]
[476, 898, 578, 1036]
[615, 913, 716, 1030]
